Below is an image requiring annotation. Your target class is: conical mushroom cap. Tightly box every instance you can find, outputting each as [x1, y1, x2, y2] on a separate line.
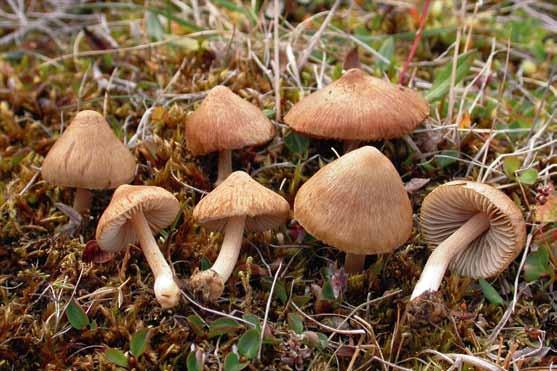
[193, 171, 289, 232]
[96, 185, 180, 252]
[284, 69, 428, 140]
[185, 86, 275, 155]
[420, 181, 526, 278]
[42, 110, 136, 190]
[294, 146, 413, 254]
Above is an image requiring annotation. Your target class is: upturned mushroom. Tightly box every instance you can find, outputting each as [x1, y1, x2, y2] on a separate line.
[42, 110, 136, 214]
[294, 146, 413, 274]
[188, 171, 289, 302]
[96, 185, 181, 308]
[185, 86, 275, 184]
[284, 68, 428, 152]
[410, 181, 526, 300]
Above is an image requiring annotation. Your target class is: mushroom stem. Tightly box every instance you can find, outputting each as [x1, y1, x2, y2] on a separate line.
[343, 140, 361, 153]
[217, 149, 233, 184]
[188, 215, 246, 302]
[344, 253, 366, 274]
[130, 212, 180, 308]
[73, 188, 92, 214]
[410, 213, 490, 300]
[211, 215, 246, 282]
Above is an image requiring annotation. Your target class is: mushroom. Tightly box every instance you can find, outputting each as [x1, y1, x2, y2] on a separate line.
[410, 181, 526, 300]
[284, 68, 428, 152]
[42, 110, 136, 214]
[294, 146, 413, 274]
[188, 171, 289, 302]
[185, 86, 275, 184]
[96, 185, 181, 308]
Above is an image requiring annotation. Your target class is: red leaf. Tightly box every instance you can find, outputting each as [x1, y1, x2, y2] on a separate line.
[83, 240, 114, 264]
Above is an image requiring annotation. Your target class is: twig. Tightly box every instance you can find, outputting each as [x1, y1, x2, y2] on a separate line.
[180, 290, 256, 328]
[487, 233, 533, 343]
[291, 301, 366, 335]
[272, 0, 281, 122]
[296, 0, 342, 70]
[399, 0, 432, 85]
[258, 259, 282, 360]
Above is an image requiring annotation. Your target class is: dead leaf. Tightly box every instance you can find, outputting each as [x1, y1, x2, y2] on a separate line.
[343, 47, 362, 70]
[404, 178, 430, 193]
[535, 192, 557, 223]
[83, 240, 115, 264]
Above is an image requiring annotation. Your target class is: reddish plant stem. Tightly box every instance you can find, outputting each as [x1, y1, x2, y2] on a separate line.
[398, 0, 432, 85]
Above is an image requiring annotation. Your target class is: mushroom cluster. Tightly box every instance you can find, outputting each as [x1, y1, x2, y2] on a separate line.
[41, 69, 526, 312]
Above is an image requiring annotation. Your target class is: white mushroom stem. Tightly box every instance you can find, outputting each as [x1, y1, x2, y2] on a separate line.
[73, 188, 92, 214]
[344, 253, 366, 274]
[130, 212, 180, 308]
[410, 213, 490, 300]
[210, 215, 246, 282]
[217, 149, 232, 185]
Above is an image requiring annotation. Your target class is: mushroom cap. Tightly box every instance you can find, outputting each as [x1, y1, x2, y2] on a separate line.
[42, 110, 136, 190]
[185, 86, 275, 155]
[293, 146, 413, 254]
[420, 181, 526, 278]
[193, 171, 290, 232]
[96, 185, 180, 253]
[284, 68, 429, 141]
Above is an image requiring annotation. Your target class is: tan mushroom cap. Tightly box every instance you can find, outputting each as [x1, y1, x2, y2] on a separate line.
[42, 110, 136, 189]
[284, 68, 429, 141]
[294, 146, 413, 255]
[96, 185, 180, 252]
[185, 86, 275, 155]
[193, 171, 290, 232]
[420, 181, 526, 278]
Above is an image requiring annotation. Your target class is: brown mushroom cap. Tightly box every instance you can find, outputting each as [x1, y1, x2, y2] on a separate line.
[42, 110, 136, 189]
[284, 68, 429, 141]
[193, 171, 290, 232]
[294, 146, 413, 254]
[420, 181, 526, 278]
[96, 185, 180, 252]
[185, 86, 275, 155]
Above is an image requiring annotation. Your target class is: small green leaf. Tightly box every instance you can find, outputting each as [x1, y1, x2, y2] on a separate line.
[208, 318, 242, 338]
[212, 0, 257, 25]
[518, 168, 538, 185]
[186, 314, 206, 337]
[524, 247, 552, 282]
[146, 11, 165, 41]
[200, 257, 211, 271]
[426, 51, 477, 102]
[105, 348, 129, 368]
[479, 278, 504, 305]
[89, 319, 97, 330]
[273, 280, 288, 304]
[321, 280, 336, 301]
[292, 295, 311, 307]
[223, 352, 249, 371]
[242, 313, 261, 331]
[503, 157, 521, 179]
[287, 313, 304, 334]
[376, 37, 394, 71]
[66, 300, 89, 330]
[130, 328, 149, 358]
[237, 329, 260, 360]
[331, 64, 343, 80]
[284, 131, 309, 155]
[316, 332, 329, 349]
[186, 350, 203, 371]
[435, 150, 459, 169]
